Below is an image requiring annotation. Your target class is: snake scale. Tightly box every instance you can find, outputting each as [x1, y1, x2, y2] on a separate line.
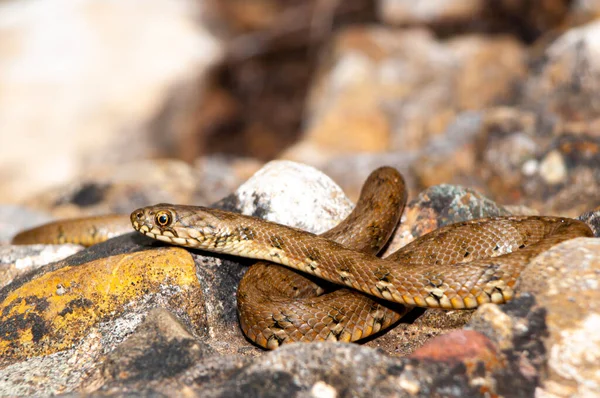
[12, 167, 594, 348]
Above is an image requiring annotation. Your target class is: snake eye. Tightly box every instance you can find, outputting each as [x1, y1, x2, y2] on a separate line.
[155, 211, 172, 227]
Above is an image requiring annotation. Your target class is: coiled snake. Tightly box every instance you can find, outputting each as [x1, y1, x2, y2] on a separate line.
[12, 167, 593, 349]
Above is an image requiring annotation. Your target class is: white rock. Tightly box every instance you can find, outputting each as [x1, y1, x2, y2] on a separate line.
[234, 160, 353, 233]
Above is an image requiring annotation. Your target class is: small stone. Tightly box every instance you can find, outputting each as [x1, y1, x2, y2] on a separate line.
[310, 381, 337, 398]
[409, 330, 502, 372]
[521, 159, 538, 176]
[224, 160, 353, 234]
[539, 150, 567, 184]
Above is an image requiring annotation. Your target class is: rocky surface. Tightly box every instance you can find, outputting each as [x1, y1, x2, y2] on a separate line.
[518, 237, 600, 397]
[3, 1, 600, 396]
[2, 161, 598, 396]
[283, 28, 526, 167]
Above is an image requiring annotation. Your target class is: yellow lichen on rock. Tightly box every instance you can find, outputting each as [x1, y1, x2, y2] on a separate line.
[0, 247, 203, 361]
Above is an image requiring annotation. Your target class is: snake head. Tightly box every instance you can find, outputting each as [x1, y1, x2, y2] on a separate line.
[131, 204, 178, 239]
[130, 203, 235, 249]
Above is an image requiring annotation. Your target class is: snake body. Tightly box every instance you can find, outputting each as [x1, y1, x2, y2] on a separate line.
[237, 167, 408, 348]
[11, 214, 131, 246]
[12, 167, 594, 348]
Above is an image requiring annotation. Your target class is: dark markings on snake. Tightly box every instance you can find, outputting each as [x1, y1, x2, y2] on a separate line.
[483, 264, 502, 283]
[374, 269, 391, 283]
[367, 224, 383, 245]
[237, 226, 255, 240]
[162, 227, 179, 238]
[271, 317, 287, 330]
[57, 226, 66, 244]
[376, 284, 390, 294]
[269, 235, 285, 249]
[305, 247, 321, 262]
[428, 290, 443, 304]
[328, 314, 343, 325]
[268, 334, 285, 346]
[330, 327, 344, 339]
[428, 280, 442, 288]
[214, 234, 230, 248]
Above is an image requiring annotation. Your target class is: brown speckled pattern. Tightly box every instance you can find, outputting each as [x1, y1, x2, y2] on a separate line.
[130, 172, 593, 348]
[55, 165, 582, 348]
[237, 167, 407, 348]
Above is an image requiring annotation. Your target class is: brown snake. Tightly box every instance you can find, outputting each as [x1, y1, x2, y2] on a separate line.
[12, 167, 594, 349]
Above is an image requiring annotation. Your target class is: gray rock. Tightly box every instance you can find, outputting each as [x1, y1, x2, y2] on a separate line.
[579, 209, 600, 237]
[0, 244, 83, 288]
[518, 238, 600, 397]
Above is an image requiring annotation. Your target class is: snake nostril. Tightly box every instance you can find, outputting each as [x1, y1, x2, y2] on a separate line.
[136, 211, 144, 219]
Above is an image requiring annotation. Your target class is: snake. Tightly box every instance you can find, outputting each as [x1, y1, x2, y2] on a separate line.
[11, 167, 594, 349]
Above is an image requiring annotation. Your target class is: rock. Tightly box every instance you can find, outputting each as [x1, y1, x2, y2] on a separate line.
[83, 308, 215, 390]
[0, 244, 84, 288]
[216, 160, 353, 233]
[321, 111, 484, 201]
[378, 0, 570, 40]
[22, 159, 199, 217]
[539, 150, 568, 185]
[283, 27, 526, 167]
[467, 295, 550, 397]
[0, 235, 206, 364]
[383, 183, 511, 256]
[579, 209, 600, 237]
[379, 0, 484, 26]
[517, 238, 600, 397]
[0, 0, 222, 203]
[15, 157, 259, 219]
[409, 111, 485, 190]
[469, 107, 600, 216]
[409, 330, 502, 371]
[3, 160, 596, 396]
[523, 19, 600, 127]
[514, 134, 599, 215]
[193, 156, 264, 206]
[88, 342, 507, 397]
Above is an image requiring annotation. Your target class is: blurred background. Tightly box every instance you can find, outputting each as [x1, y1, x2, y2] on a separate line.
[1, 0, 600, 221]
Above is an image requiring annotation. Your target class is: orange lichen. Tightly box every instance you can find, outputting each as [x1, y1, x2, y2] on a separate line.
[0, 247, 203, 361]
